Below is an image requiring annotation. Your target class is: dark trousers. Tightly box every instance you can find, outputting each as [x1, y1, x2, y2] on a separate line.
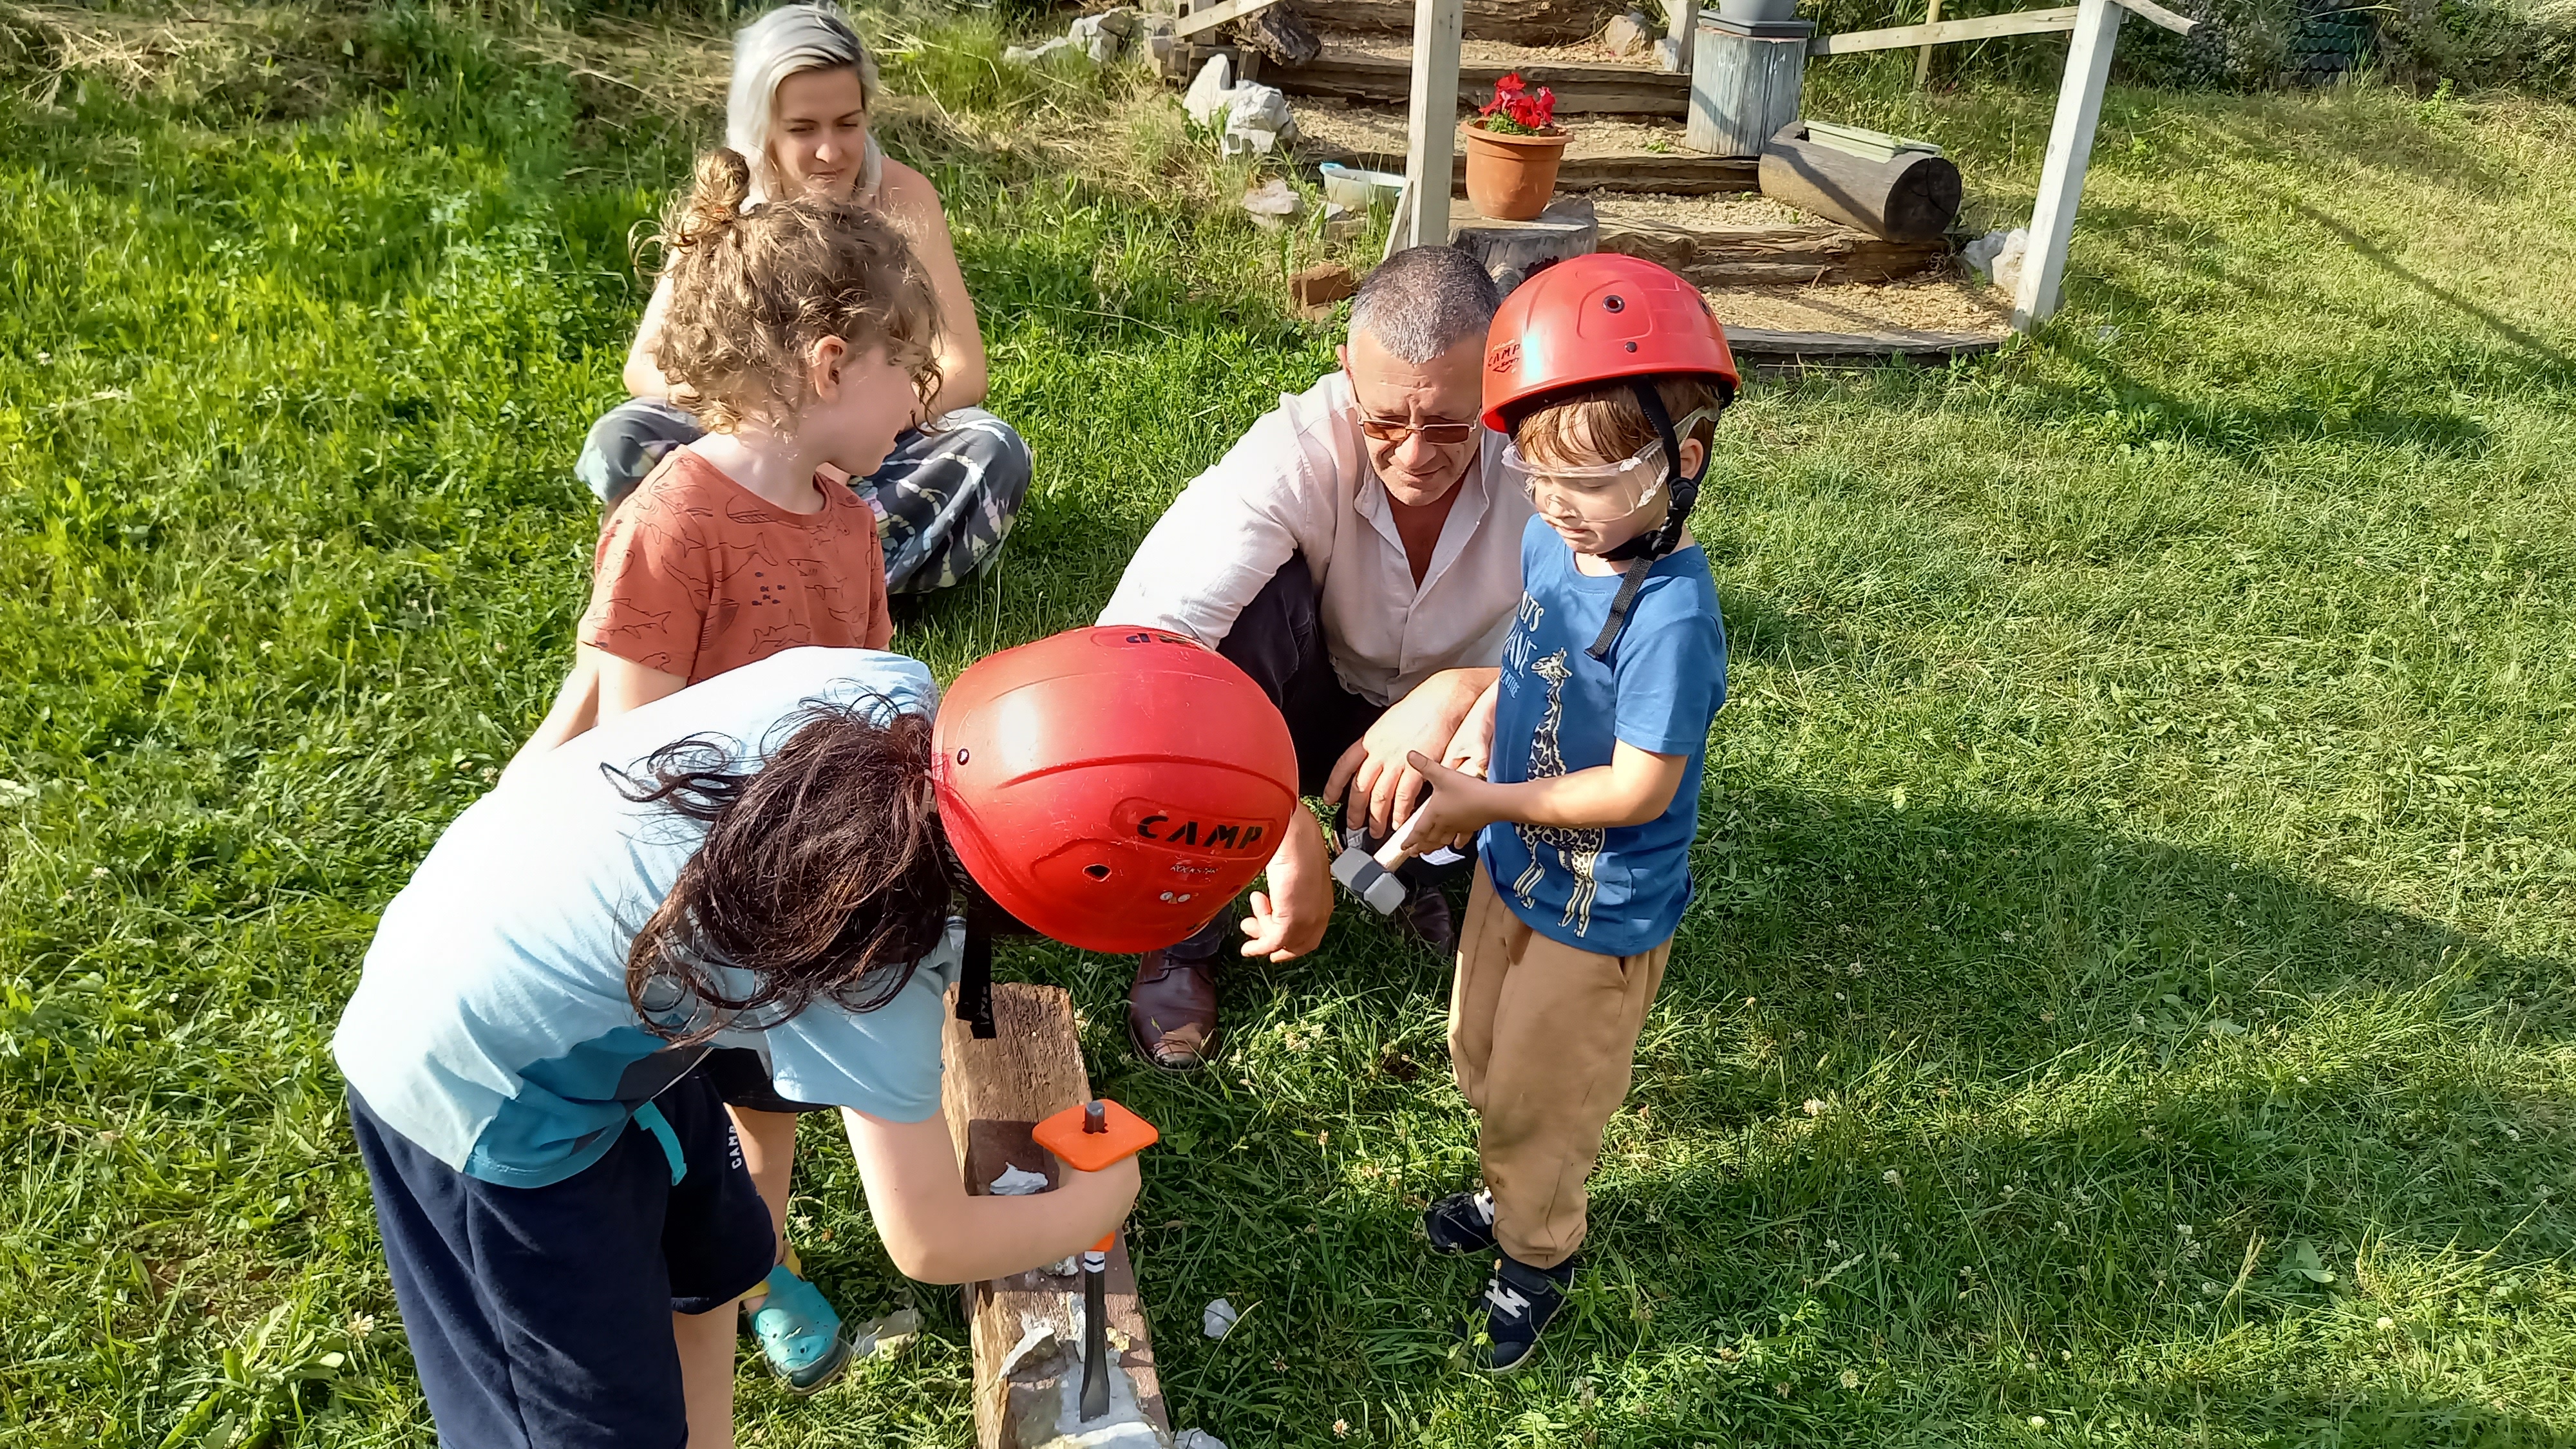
[1168, 554, 1459, 960]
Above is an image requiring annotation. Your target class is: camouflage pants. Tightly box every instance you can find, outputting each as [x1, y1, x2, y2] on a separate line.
[574, 398, 1032, 596]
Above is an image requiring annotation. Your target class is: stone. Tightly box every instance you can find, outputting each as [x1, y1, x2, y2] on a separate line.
[1289, 262, 1358, 312]
[1604, 8, 1659, 55]
[1654, 35, 1685, 70]
[1322, 200, 1364, 240]
[1183, 54, 1237, 124]
[1241, 177, 1302, 229]
[1188, 55, 1296, 155]
[1069, 12, 1129, 62]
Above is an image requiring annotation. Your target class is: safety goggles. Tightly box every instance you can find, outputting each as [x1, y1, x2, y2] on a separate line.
[1500, 406, 1719, 522]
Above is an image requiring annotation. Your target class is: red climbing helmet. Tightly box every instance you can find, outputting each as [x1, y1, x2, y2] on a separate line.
[1480, 252, 1741, 430]
[933, 626, 1300, 954]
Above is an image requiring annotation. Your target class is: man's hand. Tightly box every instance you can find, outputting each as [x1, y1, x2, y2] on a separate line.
[1387, 752, 1504, 858]
[1240, 806, 1332, 961]
[1323, 668, 1497, 839]
[1443, 678, 1501, 780]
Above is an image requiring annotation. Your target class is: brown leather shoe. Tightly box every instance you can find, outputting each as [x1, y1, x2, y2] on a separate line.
[1128, 950, 1220, 1072]
[1398, 884, 1457, 953]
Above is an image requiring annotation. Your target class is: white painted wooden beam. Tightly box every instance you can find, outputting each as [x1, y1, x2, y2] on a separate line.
[2012, 0, 2122, 328]
[1173, 0, 1282, 40]
[1810, 6, 2080, 55]
[2112, 0, 2198, 34]
[1399, 0, 1463, 251]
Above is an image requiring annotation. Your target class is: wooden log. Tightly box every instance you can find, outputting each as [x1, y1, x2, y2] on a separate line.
[1451, 196, 1600, 293]
[1808, 5, 2079, 54]
[1758, 129, 1962, 242]
[1723, 325, 2002, 366]
[942, 984, 1168, 1449]
[1685, 26, 1806, 157]
[1239, 3, 1323, 65]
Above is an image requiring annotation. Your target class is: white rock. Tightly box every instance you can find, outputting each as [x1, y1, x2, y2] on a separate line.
[1003, 34, 1080, 66]
[1604, 9, 1658, 55]
[1202, 1297, 1242, 1339]
[1184, 54, 1236, 124]
[1653, 35, 1685, 70]
[1241, 177, 1300, 227]
[1175, 1432, 1230, 1449]
[1070, 11, 1132, 62]
[990, 1164, 1051, 1195]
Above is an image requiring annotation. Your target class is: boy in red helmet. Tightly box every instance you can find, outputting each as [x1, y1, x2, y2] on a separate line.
[1390, 254, 1736, 1372]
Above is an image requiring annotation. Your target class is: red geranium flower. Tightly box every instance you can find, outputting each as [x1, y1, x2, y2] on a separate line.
[1477, 72, 1557, 135]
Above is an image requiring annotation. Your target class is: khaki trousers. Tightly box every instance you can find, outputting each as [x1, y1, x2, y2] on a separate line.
[1449, 862, 1671, 1270]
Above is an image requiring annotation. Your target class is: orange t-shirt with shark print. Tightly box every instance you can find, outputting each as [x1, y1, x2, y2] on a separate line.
[578, 448, 893, 684]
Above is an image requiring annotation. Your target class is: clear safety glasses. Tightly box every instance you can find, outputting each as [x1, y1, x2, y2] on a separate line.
[1501, 406, 1718, 522]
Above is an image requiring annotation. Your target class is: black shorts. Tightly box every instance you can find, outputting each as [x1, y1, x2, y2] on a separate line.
[703, 1045, 835, 1114]
[348, 1069, 775, 1449]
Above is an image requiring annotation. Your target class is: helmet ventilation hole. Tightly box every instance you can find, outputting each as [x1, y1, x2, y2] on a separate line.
[1625, 341, 1639, 352]
[954, 748, 971, 765]
[1603, 294, 1626, 312]
[1084, 864, 1111, 880]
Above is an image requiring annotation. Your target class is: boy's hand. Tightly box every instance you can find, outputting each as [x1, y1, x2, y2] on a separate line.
[1388, 751, 1501, 860]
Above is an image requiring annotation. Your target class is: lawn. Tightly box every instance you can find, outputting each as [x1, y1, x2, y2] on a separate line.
[2, 3, 2573, 1446]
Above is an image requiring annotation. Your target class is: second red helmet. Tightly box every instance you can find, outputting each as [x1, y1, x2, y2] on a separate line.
[933, 627, 1300, 954]
[1481, 253, 1741, 430]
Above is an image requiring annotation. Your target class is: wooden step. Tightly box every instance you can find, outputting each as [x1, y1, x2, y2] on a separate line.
[1294, 102, 1756, 193]
[1598, 219, 1949, 287]
[1293, 0, 1626, 46]
[1269, 35, 1689, 115]
[1725, 326, 2003, 368]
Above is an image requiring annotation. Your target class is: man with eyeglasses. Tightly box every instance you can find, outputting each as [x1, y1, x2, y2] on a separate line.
[1099, 246, 1535, 1072]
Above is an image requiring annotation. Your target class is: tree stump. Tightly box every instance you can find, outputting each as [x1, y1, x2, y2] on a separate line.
[1238, 4, 1323, 66]
[1685, 23, 1808, 157]
[942, 984, 1169, 1448]
[1450, 196, 1599, 294]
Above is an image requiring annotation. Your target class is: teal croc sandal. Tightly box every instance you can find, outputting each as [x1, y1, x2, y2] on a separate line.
[748, 1265, 852, 1394]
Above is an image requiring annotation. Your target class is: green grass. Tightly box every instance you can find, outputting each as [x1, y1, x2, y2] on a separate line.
[3, 5, 2574, 1446]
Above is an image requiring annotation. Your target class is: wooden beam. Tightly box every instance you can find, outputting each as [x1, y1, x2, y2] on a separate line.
[1723, 325, 2003, 361]
[1810, 6, 2079, 55]
[1399, 0, 1463, 249]
[1914, 0, 1942, 84]
[2013, 0, 2121, 328]
[2113, 0, 2198, 33]
[1174, 0, 1282, 39]
[942, 984, 1168, 1448]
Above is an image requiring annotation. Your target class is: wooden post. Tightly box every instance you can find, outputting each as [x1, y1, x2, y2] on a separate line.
[943, 984, 1168, 1448]
[1399, 0, 1463, 249]
[1914, 0, 1941, 84]
[2012, 0, 2121, 329]
[1664, 0, 1697, 72]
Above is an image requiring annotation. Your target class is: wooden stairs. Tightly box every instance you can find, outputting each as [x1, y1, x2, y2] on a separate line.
[1177, 0, 2003, 361]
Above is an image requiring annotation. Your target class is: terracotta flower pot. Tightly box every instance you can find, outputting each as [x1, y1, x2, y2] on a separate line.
[1461, 121, 1569, 222]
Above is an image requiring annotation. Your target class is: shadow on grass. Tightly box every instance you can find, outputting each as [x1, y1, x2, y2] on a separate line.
[927, 787, 2576, 1444]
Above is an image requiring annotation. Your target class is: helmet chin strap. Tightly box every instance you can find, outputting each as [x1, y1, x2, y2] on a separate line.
[1587, 382, 1712, 660]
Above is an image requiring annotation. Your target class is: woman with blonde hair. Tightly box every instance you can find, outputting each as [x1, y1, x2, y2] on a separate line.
[577, 3, 1030, 596]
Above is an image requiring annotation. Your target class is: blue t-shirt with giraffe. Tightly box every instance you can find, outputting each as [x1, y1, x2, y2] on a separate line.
[1477, 515, 1727, 956]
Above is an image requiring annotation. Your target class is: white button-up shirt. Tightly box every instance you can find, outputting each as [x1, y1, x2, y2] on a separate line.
[1100, 372, 1533, 708]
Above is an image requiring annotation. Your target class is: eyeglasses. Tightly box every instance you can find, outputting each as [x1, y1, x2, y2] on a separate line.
[1499, 406, 1719, 523]
[1345, 371, 1483, 446]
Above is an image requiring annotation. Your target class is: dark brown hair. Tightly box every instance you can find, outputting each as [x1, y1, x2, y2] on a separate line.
[1509, 374, 1726, 470]
[647, 146, 943, 433]
[615, 700, 953, 1043]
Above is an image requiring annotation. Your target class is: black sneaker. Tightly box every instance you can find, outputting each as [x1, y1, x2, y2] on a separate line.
[1476, 1252, 1577, 1375]
[1421, 1188, 1498, 1255]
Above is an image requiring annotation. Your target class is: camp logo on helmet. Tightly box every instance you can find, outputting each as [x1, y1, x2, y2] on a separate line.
[1117, 800, 1271, 855]
[1115, 629, 1197, 649]
[1487, 340, 1521, 374]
